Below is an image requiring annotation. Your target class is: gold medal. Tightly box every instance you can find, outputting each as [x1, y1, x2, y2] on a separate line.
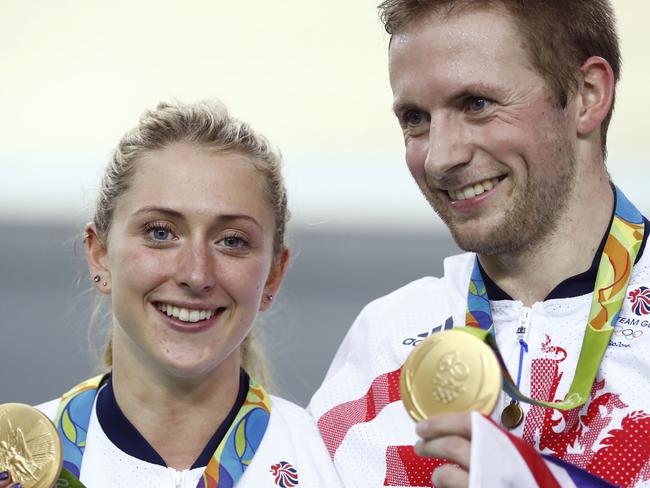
[400, 329, 502, 422]
[500, 401, 524, 430]
[0, 403, 62, 488]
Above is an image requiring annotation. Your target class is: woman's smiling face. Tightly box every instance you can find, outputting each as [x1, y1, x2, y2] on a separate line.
[88, 142, 286, 380]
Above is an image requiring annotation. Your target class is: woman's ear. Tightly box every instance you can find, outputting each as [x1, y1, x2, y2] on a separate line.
[575, 56, 615, 137]
[84, 223, 112, 294]
[259, 247, 290, 311]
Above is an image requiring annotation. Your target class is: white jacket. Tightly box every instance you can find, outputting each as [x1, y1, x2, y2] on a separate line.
[309, 249, 650, 487]
[38, 387, 342, 488]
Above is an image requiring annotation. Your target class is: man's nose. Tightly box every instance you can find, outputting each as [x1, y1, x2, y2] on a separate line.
[424, 115, 473, 179]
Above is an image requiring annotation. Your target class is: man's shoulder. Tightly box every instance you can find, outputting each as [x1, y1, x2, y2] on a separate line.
[338, 251, 473, 351]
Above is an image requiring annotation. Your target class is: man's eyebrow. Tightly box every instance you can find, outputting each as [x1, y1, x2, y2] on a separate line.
[452, 82, 503, 99]
[392, 100, 424, 116]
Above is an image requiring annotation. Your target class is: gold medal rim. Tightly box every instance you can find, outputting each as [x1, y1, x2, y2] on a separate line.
[0, 403, 63, 488]
[400, 329, 502, 422]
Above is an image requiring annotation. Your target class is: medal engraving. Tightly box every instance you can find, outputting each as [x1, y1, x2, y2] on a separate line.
[400, 330, 501, 422]
[430, 351, 469, 404]
[0, 404, 63, 488]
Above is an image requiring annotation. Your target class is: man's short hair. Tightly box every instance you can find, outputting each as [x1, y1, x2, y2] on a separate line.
[379, 0, 620, 156]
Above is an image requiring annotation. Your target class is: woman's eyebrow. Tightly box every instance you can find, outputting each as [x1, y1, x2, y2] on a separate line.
[131, 206, 264, 231]
[131, 205, 185, 220]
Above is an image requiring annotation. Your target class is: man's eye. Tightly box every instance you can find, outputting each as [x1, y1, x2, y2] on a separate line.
[467, 97, 490, 113]
[403, 110, 427, 126]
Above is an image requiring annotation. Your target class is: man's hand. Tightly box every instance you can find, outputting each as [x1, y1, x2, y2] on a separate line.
[414, 412, 472, 488]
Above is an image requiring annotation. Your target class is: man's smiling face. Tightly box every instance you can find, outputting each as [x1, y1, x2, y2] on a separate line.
[389, 5, 578, 255]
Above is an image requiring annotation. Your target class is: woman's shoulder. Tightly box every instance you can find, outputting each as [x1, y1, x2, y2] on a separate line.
[247, 395, 342, 486]
[35, 398, 59, 421]
[268, 395, 315, 426]
[34, 375, 106, 422]
[266, 395, 328, 446]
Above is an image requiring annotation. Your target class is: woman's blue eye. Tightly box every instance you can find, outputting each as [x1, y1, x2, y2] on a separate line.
[145, 224, 174, 241]
[153, 228, 170, 240]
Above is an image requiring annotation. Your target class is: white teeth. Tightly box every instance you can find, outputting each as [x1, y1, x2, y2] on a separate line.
[156, 303, 217, 323]
[448, 177, 500, 201]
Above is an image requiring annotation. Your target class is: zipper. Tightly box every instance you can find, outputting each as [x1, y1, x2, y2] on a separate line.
[502, 305, 533, 410]
[514, 305, 532, 392]
[516, 306, 532, 341]
[172, 469, 185, 488]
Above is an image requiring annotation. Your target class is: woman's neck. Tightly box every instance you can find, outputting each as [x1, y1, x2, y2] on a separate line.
[110, 347, 242, 470]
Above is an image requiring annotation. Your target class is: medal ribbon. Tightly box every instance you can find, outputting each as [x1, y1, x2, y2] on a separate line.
[463, 186, 644, 410]
[54, 375, 104, 486]
[53, 374, 271, 487]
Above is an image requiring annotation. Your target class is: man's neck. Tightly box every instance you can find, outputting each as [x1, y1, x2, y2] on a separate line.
[111, 343, 242, 470]
[478, 179, 614, 307]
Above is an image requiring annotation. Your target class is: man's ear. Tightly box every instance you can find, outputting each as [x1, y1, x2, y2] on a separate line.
[84, 223, 112, 294]
[575, 56, 615, 137]
[259, 247, 290, 311]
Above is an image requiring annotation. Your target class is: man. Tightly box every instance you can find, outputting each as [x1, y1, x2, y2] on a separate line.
[309, 1, 650, 487]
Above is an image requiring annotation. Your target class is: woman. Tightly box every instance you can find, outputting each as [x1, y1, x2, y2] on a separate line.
[0, 100, 341, 487]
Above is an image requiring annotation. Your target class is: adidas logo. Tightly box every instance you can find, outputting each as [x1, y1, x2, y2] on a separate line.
[402, 317, 454, 346]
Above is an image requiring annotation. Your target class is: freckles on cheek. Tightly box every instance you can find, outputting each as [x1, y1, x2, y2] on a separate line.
[117, 246, 169, 286]
[238, 262, 271, 303]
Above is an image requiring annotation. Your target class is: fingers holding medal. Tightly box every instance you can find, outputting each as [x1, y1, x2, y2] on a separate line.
[400, 329, 502, 488]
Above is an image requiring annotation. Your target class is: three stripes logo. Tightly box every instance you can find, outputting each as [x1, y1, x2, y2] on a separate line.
[402, 317, 454, 346]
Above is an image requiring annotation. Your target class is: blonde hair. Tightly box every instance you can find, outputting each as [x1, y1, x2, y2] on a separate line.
[93, 100, 289, 387]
